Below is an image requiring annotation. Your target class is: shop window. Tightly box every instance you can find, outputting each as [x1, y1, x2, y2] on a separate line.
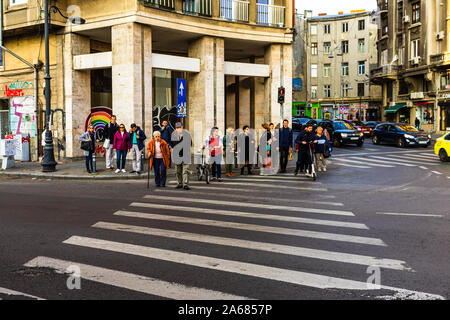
[0, 99, 10, 138]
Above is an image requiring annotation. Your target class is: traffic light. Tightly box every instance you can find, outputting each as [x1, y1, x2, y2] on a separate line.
[278, 87, 285, 104]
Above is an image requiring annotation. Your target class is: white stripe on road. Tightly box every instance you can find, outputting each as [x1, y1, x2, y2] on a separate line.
[130, 202, 365, 229]
[383, 154, 438, 165]
[114, 210, 384, 246]
[142, 195, 354, 216]
[240, 175, 313, 181]
[0, 287, 45, 300]
[169, 181, 326, 191]
[403, 154, 438, 161]
[151, 189, 343, 207]
[228, 177, 323, 185]
[367, 156, 435, 166]
[355, 157, 416, 167]
[23, 256, 249, 300]
[93, 222, 409, 270]
[330, 162, 371, 169]
[332, 158, 395, 168]
[431, 171, 443, 175]
[61, 236, 443, 298]
[376, 212, 443, 218]
[419, 166, 428, 170]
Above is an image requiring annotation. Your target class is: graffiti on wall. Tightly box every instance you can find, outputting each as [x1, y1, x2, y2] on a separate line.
[85, 106, 112, 156]
[4, 85, 24, 97]
[9, 96, 36, 137]
[153, 105, 178, 132]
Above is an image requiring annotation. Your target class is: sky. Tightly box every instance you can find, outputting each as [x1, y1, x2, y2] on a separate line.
[295, 0, 377, 16]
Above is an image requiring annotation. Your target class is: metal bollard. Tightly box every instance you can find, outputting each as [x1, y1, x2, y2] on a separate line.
[92, 152, 97, 173]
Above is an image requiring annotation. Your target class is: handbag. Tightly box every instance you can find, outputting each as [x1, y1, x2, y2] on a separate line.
[288, 149, 293, 161]
[81, 140, 92, 151]
[103, 138, 110, 149]
[323, 143, 332, 158]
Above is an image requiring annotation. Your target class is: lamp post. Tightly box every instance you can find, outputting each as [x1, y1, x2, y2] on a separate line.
[41, 0, 85, 172]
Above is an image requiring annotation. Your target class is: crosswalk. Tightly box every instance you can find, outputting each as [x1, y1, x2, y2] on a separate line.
[16, 175, 444, 300]
[330, 150, 441, 170]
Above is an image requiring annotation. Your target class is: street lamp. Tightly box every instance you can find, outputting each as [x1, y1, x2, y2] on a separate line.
[42, 0, 85, 172]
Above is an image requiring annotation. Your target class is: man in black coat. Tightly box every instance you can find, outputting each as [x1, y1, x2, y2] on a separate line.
[278, 119, 293, 173]
[104, 115, 119, 171]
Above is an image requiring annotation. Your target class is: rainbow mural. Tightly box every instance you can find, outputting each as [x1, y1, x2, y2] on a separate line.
[84, 106, 112, 142]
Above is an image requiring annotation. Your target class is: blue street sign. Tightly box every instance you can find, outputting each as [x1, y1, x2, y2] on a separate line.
[177, 79, 186, 118]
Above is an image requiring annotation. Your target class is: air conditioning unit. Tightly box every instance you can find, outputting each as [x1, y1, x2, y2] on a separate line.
[437, 31, 445, 40]
[403, 16, 410, 23]
[410, 92, 424, 99]
[411, 56, 421, 65]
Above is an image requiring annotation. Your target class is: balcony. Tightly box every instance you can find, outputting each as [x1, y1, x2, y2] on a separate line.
[257, 3, 285, 27]
[370, 65, 399, 80]
[220, 0, 249, 22]
[140, 0, 175, 10]
[183, 0, 212, 17]
[378, 0, 388, 12]
[430, 53, 450, 67]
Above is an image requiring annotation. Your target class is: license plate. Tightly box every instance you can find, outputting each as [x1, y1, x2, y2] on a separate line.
[418, 141, 427, 144]
[350, 137, 359, 140]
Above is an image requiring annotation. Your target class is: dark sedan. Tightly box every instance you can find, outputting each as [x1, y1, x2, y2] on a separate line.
[332, 121, 364, 147]
[372, 123, 431, 148]
[345, 120, 373, 137]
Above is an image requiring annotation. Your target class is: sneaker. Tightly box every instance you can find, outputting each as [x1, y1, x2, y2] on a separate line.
[318, 168, 322, 172]
[294, 171, 298, 176]
[323, 168, 327, 172]
[229, 173, 235, 177]
[115, 169, 120, 174]
[136, 171, 141, 175]
[218, 178, 223, 182]
[121, 169, 126, 173]
[183, 186, 191, 190]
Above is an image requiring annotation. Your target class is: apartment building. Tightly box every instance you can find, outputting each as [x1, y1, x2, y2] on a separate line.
[0, 0, 294, 160]
[292, 12, 308, 117]
[305, 11, 381, 121]
[371, 0, 449, 133]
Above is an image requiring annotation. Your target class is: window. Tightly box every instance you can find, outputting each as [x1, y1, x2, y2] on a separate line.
[411, 39, 420, 59]
[398, 48, 404, 65]
[311, 64, 318, 77]
[342, 63, 349, 76]
[311, 43, 318, 55]
[10, 0, 28, 5]
[441, 72, 450, 90]
[310, 24, 317, 35]
[323, 85, 331, 98]
[358, 83, 365, 97]
[0, 49, 3, 67]
[358, 39, 365, 52]
[342, 22, 349, 33]
[323, 42, 331, 54]
[324, 24, 331, 34]
[342, 84, 351, 97]
[341, 40, 349, 54]
[381, 49, 388, 66]
[358, 20, 365, 30]
[311, 86, 318, 98]
[412, 2, 420, 24]
[323, 64, 331, 77]
[358, 61, 365, 75]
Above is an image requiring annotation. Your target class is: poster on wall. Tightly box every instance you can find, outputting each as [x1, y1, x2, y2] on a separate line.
[9, 96, 36, 137]
[84, 106, 112, 156]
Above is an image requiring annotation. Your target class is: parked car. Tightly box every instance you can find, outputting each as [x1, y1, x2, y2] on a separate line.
[365, 121, 381, 130]
[434, 132, 450, 162]
[372, 123, 431, 148]
[345, 120, 373, 137]
[316, 119, 335, 139]
[331, 120, 364, 147]
[292, 117, 311, 131]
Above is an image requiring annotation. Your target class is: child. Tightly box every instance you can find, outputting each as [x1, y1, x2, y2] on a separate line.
[314, 126, 328, 172]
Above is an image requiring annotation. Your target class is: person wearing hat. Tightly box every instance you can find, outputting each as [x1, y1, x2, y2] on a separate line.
[171, 122, 191, 190]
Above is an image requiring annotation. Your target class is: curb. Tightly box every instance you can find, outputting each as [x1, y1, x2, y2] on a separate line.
[0, 170, 177, 180]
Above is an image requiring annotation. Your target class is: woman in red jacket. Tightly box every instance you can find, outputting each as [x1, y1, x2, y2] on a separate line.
[113, 124, 130, 173]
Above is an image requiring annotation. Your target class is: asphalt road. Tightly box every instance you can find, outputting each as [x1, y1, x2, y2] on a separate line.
[0, 140, 449, 300]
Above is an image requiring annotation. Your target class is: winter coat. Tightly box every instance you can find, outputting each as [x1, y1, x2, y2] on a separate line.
[278, 127, 293, 148]
[160, 126, 174, 147]
[79, 131, 96, 156]
[104, 122, 119, 142]
[295, 130, 316, 151]
[147, 139, 171, 169]
[113, 131, 130, 151]
[314, 134, 329, 154]
[127, 126, 147, 151]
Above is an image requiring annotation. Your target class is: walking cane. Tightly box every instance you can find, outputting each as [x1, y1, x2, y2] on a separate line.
[147, 156, 150, 189]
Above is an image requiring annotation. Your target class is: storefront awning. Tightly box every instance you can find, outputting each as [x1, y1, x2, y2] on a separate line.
[385, 103, 406, 114]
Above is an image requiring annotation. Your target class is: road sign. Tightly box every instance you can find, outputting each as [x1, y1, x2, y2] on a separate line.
[177, 79, 186, 118]
[340, 105, 347, 113]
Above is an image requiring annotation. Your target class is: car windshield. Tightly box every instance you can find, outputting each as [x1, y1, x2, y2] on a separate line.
[334, 122, 355, 130]
[352, 121, 364, 126]
[299, 118, 310, 124]
[396, 125, 418, 132]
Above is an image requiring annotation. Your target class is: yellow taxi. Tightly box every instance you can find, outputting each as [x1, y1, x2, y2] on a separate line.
[434, 133, 450, 162]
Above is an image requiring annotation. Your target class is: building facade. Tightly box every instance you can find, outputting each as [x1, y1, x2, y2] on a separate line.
[0, 0, 294, 160]
[305, 11, 381, 121]
[371, 0, 450, 133]
[292, 12, 308, 117]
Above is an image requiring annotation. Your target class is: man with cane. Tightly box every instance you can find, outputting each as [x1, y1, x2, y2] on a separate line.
[147, 131, 171, 188]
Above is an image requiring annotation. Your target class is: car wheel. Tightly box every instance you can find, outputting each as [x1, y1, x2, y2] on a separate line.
[396, 138, 405, 148]
[439, 149, 449, 162]
[333, 137, 341, 148]
[372, 135, 379, 145]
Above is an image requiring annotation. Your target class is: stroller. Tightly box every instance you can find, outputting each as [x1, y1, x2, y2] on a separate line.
[196, 148, 211, 184]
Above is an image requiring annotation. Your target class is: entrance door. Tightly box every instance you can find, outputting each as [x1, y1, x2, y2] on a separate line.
[0, 99, 10, 138]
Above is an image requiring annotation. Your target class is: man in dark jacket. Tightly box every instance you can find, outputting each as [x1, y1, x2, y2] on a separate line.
[278, 119, 293, 173]
[160, 120, 173, 147]
[128, 123, 147, 174]
[171, 122, 192, 190]
[294, 124, 317, 177]
[104, 115, 119, 171]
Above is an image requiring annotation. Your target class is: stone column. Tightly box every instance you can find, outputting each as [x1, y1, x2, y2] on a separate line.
[264, 44, 293, 125]
[249, 0, 257, 24]
[188, 36, 225, 143]
[112, 23, 152, 139]
[64, 33, 91, 158]
[212, 0, 221, 18]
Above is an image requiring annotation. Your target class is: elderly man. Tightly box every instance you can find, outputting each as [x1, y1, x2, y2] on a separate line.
[147, 131, 171, 187]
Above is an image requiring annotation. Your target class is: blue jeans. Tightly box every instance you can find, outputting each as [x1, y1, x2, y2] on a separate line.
[211, 159, 222, 179]
[153, 158, 166, 186]
[116, 150, 127, 170]
[85, 150, 94, 172]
